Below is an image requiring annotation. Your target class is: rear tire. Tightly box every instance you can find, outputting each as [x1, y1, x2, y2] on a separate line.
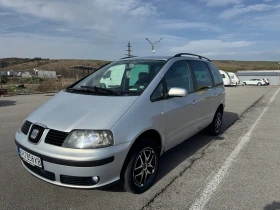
[243, 82, 247, 86]
[257, 82, 261, 86]
[120, 138, 159, 194]
[208, 109, 223, 136]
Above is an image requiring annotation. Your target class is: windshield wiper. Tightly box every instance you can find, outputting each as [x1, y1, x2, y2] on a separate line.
[67, 87, 98, 94]
[80, 86, 121, 96]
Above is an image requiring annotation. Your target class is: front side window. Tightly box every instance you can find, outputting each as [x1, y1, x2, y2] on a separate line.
[70, 60, 166, 96]
[151, 82, 164, 102]
[189, 60, 213, 90]
[165, 61, 194, 93]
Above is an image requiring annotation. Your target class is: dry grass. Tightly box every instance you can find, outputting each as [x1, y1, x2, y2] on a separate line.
[2, 78, 75, 94]
[212, 60, 279, 72]
[35, 78, 75, 92]
[1, 59, 57, 71]
[37, 59, 109, 77]
[1, 59, 109, 77]
[2, 57, 279, 75]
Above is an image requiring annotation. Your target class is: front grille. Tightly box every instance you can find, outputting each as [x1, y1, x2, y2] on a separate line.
[23, 161, 55, 181]
[45, 129, 69, 146]
[60, 175, 96, 186]
[28, 125, 45, 144]
[21, 121, 32, 135]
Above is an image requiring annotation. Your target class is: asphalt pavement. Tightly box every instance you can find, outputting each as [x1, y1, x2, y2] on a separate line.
[0, 86, 278, 210]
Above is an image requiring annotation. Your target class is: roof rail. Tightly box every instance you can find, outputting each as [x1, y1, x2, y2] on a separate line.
[120, 56, 137, 60]
[174, 53, 211, 62]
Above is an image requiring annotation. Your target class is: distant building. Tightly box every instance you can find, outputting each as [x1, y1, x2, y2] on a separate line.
[236, 70, 280, 85]
[7, 70, 22, 77]
[22, 72, 31, 78]
[35, 70, 57, 79]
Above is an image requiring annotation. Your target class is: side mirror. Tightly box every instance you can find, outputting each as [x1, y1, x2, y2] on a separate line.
[103, 70, 111, 79]
[168, 87, 188, 97]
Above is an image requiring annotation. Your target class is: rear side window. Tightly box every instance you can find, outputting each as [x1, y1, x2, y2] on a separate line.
[189, 61, 213, 90]
[207, 63, 223, 86]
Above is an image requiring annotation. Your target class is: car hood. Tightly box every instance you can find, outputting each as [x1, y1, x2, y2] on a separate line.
[27, 91, 138, 132]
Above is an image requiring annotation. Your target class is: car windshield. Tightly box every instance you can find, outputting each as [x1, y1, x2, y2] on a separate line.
[69, 60, 166, 96]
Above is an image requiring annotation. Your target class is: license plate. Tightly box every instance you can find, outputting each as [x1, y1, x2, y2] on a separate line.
[18, 147, 42, 168]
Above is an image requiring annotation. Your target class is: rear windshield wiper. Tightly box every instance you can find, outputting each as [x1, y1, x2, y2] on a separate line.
[80, 86, 121, 96]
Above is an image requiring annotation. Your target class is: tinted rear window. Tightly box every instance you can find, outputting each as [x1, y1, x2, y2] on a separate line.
[189, 60, 213, 90]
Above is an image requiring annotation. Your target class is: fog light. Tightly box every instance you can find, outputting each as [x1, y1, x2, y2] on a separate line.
[92, 176, 99, 183]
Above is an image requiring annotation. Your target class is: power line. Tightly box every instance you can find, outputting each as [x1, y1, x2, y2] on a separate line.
[125, 41, 134, 57]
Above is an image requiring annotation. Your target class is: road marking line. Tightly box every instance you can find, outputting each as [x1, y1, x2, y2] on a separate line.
[189, 87, 280, 210]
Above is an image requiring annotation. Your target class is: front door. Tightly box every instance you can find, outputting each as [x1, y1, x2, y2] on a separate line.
[164, 61, 200, 150]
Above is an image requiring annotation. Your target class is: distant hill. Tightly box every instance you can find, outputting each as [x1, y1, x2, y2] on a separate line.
[0, 57, 53, 68]
[212, 60, 280, 72]
[1, 57, 279, 77]
[0, 58, 109, 77]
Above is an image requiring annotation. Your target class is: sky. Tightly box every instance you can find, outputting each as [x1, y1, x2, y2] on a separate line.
[0, 0, 280, 61]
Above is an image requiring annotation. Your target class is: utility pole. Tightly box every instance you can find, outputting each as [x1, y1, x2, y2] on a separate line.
[0, 61, 2, 89]
[146, 38, 163, 55]
[125, 41, 133, 57]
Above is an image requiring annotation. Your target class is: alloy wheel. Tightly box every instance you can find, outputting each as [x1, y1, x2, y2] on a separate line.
[133, 147, 156, 187]
[215, 112, 222, 133]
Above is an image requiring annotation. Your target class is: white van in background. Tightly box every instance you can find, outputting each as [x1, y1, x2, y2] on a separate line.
[100, 64, 125, 88]
[228, 72, 240, 86]
[219, 70, 231, 86]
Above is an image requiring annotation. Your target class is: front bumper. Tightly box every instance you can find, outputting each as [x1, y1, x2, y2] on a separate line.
[15, 131, 131, 189]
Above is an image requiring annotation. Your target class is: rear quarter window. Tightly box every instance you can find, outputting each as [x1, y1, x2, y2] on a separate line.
[207, 63, 224, 86]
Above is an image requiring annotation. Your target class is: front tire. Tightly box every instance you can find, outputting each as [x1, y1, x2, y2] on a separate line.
[257, 82, 261, 86]
[208, 109, 223, 136]
[120, 138, 159, 194]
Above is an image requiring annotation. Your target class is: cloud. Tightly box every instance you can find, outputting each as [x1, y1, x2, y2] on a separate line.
[0, 32, 188, 59]
[201, 50, 280, 61]
[220, 3, 276, 19]
[0, 0, 160, 45]
[0, 0, 157, 24]
[0, 0, 279, 61]
[0, 11, 12, 15]
[170, 40, 254, 53]
[158, 20, 222, 32]
[201, 0, 242, 7]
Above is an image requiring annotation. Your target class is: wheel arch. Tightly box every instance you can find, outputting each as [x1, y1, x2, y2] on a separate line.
[120, 129, 163, 178]
[217, 103, 224, 114]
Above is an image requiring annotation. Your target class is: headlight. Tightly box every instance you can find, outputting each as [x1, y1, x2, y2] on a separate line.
[62, 130, 114, 149]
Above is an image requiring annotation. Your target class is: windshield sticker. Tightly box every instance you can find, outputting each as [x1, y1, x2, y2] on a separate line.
[139, 86, 144, 89]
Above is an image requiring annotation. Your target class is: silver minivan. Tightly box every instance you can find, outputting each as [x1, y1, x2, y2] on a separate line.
[15, 53, 225, 194]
